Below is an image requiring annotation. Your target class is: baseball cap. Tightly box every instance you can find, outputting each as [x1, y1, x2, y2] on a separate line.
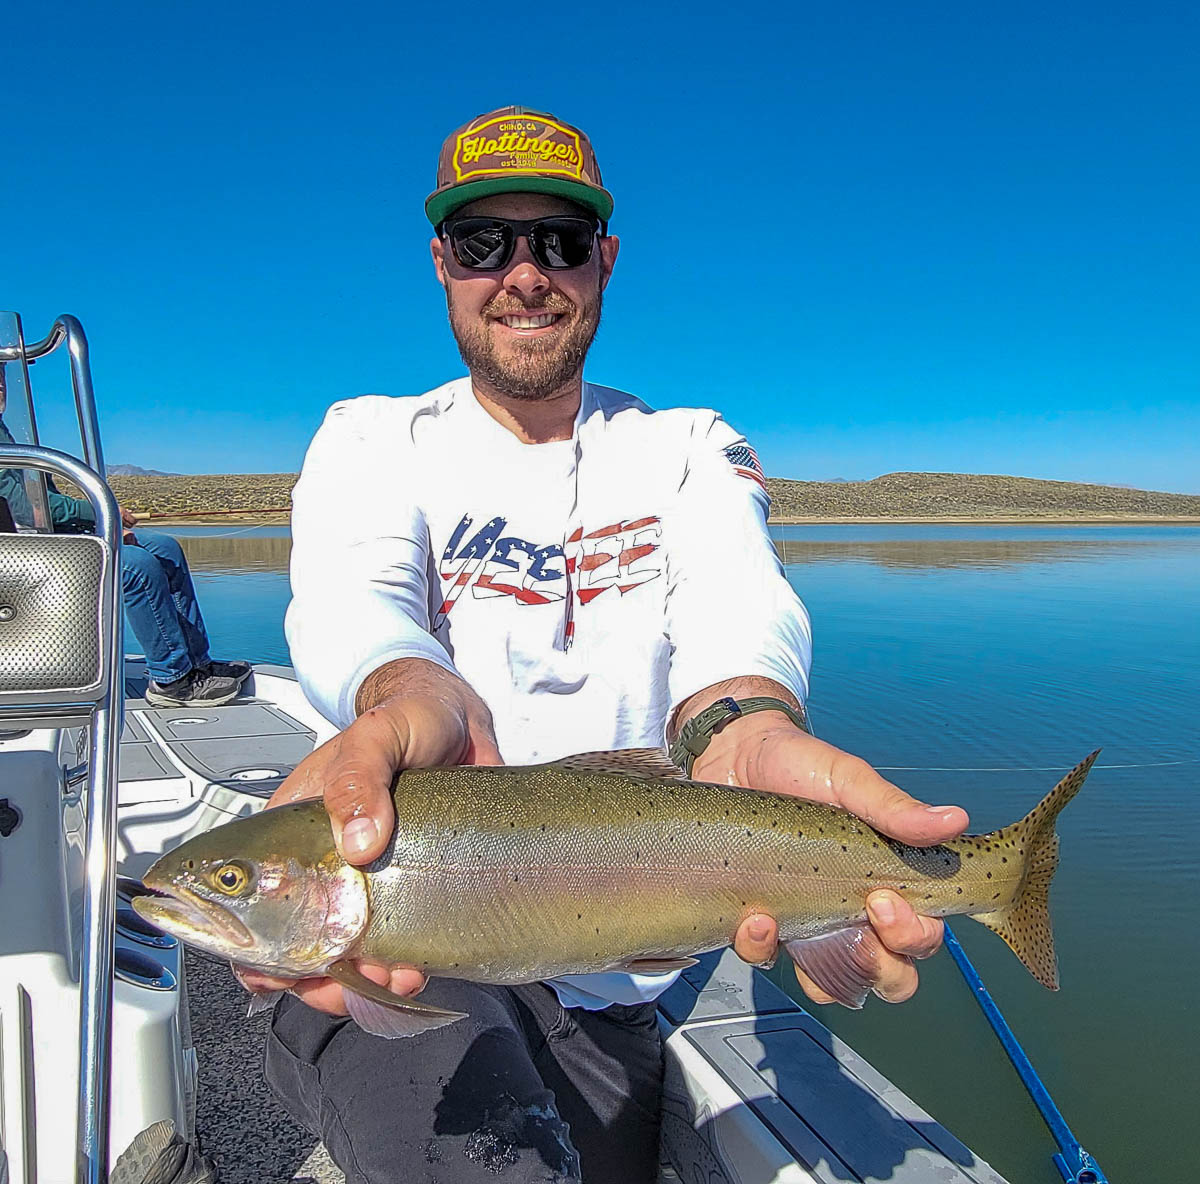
[425, 106, 614, 228]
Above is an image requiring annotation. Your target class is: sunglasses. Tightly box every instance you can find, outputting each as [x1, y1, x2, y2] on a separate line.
[442, 215, 601, 272]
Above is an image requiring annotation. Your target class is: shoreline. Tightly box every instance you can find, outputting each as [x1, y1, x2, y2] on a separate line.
[143, 513, 1200, 528]
[767, 514, 1200, 525]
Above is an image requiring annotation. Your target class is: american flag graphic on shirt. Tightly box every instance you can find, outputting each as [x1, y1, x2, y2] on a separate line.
[723, 443, 767, 489]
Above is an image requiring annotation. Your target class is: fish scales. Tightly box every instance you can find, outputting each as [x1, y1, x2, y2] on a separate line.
[358, 764, 1023, 982]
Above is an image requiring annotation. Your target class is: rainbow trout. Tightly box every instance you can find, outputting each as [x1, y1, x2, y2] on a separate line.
[134, 748, 1097, 1037]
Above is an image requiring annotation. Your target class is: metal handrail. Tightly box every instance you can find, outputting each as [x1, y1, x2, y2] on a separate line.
[0, 315, 106, 475]
[0, 327, 123, 1181]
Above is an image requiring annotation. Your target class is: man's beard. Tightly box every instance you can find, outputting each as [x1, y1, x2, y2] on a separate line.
[446, 286, 602, 402]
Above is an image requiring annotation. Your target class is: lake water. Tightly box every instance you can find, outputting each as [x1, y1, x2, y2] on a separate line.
[156, 523, 1200, 1184]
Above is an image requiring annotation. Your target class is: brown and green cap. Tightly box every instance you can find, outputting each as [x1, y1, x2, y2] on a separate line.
[426, 106, 613, 227]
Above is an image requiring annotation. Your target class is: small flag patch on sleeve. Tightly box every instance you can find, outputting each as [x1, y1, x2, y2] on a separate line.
[722, 443, 767, 489]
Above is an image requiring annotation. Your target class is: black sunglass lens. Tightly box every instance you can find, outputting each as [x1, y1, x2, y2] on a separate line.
[532, 219, 595, 269]
[451, 221, 513, 269]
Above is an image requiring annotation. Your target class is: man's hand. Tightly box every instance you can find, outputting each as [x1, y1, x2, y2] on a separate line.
[679, 683, 968, 1006]
[236, 659, 502, 1016]
[118, 506, 139, 542]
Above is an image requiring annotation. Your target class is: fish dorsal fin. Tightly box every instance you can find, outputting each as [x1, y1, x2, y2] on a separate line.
[549, 748, 687, 781]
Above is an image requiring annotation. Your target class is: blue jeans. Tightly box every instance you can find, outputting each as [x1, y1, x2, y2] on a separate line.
[122, 529, 211, 684]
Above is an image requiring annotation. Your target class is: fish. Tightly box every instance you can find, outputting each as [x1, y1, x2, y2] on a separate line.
[133, 747, 1098, 1038]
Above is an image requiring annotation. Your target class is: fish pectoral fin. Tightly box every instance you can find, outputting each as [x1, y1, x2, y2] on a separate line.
[245, 989, 285, 1018]
[784, 926, 882, 1010]
[618, 956, 699, 975]
[549, 748, 688, 780]
[326, 961, 467, 1040]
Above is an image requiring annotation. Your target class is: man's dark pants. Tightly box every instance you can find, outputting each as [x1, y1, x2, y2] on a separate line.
[266, 977, 664, 1183]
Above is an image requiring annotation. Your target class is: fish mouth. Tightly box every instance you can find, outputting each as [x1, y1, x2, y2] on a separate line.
[131, 886, 254, 951]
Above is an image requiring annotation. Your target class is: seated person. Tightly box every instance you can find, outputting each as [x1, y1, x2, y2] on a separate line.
[0, 368, 249, 706]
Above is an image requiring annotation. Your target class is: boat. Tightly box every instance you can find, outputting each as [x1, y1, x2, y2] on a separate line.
[0, 313, 200, 1183]
[2, 311, 1013, 1183]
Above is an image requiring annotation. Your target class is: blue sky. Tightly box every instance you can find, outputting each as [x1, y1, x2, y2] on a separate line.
[5, 1, 1197, 491]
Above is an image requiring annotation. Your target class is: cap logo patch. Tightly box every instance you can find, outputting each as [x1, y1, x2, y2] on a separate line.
[453, 115, 584, 183]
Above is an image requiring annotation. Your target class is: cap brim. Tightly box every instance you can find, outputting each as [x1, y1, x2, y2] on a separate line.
[426, 176, 613, 227]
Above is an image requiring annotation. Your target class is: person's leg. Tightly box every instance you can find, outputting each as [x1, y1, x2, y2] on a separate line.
[265, 979, 582, 1184]
[130, 529, 212, 669]
[522, 993, 664, 1184]
[121, 542, 195, 685]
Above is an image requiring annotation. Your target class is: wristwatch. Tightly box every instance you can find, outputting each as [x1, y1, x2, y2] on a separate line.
[668, 695, 811, 777]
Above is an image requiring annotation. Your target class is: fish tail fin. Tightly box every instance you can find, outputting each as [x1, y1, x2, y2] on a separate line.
[967, 750, 1099, 989]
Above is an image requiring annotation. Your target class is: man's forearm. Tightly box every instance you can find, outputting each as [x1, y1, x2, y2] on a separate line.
[670, 675, 808, 784]
[354, 657, 499, 762]
[356, 656, 487, 716]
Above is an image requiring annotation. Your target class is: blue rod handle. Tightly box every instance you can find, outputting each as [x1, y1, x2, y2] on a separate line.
[942, 925, 1108, 1184]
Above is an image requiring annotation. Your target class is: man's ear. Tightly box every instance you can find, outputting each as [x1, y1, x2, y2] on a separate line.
[431, 236, 448, 288]
[598, 235, 620, 292]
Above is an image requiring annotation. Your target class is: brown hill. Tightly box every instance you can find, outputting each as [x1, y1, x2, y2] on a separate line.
[108, 473, 295, 520]
[101, 470, 1200, 523]
[766, 472, 1200, 520]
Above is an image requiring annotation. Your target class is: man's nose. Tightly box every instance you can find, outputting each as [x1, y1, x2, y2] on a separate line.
[502, 243, 551, 301]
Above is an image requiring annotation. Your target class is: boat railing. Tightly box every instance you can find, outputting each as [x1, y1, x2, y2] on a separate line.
[0, 313, 124, 1184]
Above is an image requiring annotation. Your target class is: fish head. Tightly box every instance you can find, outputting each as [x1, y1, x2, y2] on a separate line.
[131, 802, 370, 977]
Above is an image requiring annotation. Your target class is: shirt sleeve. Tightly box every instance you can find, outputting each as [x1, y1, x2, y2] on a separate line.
[48, 487, 97, 533]
[663, 412, 812, 721]
[285, 398, 459, 728]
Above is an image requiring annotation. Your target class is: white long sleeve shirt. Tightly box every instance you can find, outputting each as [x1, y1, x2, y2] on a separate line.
[286, 377, 812, 1009]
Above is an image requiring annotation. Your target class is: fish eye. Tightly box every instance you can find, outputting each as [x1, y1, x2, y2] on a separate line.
[213, 862, 250, 895]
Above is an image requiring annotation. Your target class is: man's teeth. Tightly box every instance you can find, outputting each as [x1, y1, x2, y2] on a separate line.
[500, 313, 558, 329]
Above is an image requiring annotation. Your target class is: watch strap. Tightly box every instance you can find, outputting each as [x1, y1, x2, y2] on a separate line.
[668, 695, 811, 777]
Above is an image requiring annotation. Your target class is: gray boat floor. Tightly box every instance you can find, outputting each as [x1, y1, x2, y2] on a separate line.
[187, 951, 342, 1183]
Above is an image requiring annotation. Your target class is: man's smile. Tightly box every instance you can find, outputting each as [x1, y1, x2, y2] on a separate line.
[491, 311, 567, 335]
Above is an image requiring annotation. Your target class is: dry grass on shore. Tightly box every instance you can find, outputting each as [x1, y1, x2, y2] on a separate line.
[100, 470, 1200, 524]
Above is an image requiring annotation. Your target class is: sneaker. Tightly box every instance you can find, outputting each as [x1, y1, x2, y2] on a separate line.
[198, 658, 252, 684]
[145, 669, 242, 708]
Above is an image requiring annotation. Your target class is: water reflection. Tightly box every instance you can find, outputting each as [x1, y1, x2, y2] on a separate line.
[771, 532, 1197, 570]
[166, 523, 1200, 578]
[174, 527, 291, 574]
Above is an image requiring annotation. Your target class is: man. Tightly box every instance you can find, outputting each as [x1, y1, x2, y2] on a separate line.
[248, 107, 967, 1183]
[0, 363, 250, 706]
